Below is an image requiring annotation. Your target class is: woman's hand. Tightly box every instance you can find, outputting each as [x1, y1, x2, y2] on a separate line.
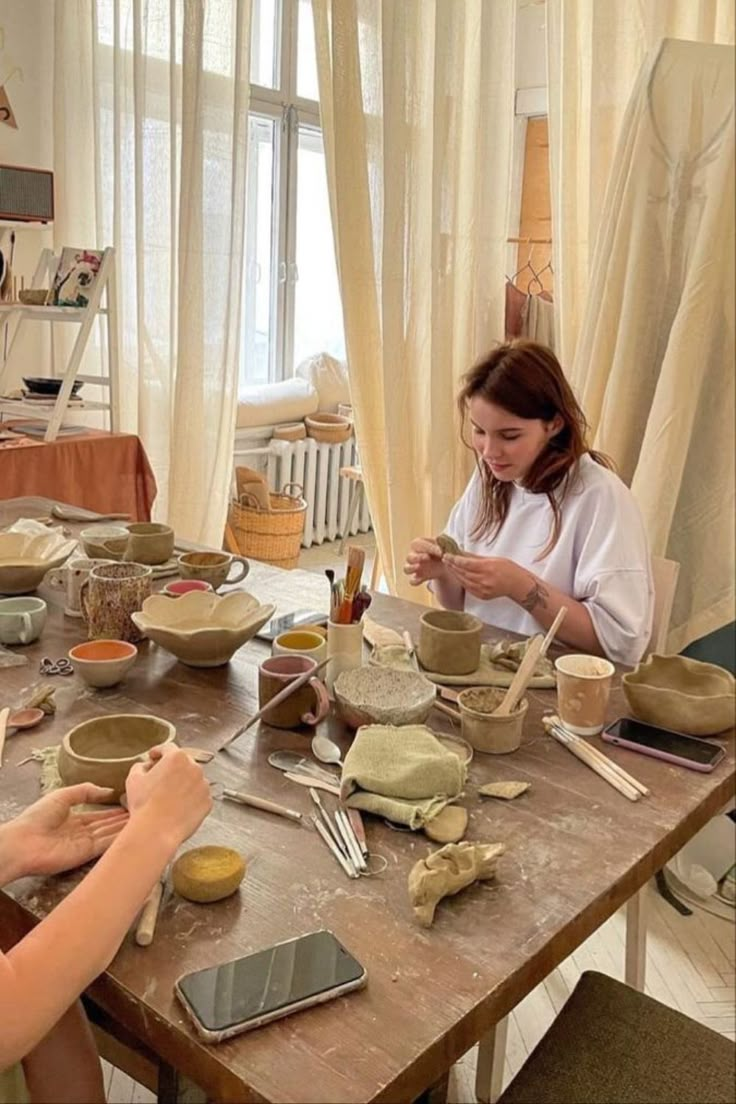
[125, 744, 212, 849]
[0, 785, 128, 881]
[403, 538, 447, 586]
[444, 554, 522, 601]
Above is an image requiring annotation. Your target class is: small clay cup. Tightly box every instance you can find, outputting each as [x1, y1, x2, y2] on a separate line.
[58, 713, 176, 797]
[457, 687, 528, 754]
[555, 654, 615, 735]
[258, 655, 330, 729]
[272, 630, 328, 665]
[80, 562, 152, 643]
[162, 579, 213, 598]
[68, 639, 138, 688]
[177, 551, 249, 590]
[123, 523, 175, 566]
[417, 610, 482, 675]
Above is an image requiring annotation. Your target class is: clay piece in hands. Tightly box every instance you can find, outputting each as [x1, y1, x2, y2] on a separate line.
[423, 805, 468, 843]
[435, 533, 461, 557]
[408, 840, 505, 927]
[479, 781, 530, 800]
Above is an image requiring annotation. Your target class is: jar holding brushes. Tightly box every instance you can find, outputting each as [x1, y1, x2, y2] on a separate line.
[326, 547, 371, 692]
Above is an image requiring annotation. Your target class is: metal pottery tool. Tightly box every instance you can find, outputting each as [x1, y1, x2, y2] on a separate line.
[268, 750, 339, 785]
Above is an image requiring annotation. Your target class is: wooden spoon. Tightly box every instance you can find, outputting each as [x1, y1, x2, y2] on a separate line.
[0, 709, 10, 768]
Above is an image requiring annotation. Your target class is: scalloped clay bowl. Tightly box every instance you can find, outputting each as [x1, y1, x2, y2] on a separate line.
[334, 666, 437, 728]
[0, 529, 77, 595]
[623, 654, 735, 736]
[69, 639, 138, 688]
[58, 713, 176, 797]
[131, 590, 276, 667]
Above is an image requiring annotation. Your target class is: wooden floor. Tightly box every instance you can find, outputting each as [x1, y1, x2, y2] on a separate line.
[103, 538, 734, 1102]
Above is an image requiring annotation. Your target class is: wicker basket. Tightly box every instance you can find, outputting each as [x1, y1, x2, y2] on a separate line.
[228, 482, 307, 570]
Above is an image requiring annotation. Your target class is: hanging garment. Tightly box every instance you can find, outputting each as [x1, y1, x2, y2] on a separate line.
[521, 292, 556, 350]
[574, 38, 735, 652]
[505, 280, 527, 340]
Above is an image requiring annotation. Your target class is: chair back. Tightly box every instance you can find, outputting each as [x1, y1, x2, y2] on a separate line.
[648, 555, 680, 655]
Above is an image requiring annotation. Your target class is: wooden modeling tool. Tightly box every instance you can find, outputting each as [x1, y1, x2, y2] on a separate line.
[347, 808, 368, 858]
[222, 658, 329, 747]
[286, 772, 341, 796]
[0, 708, 9, 768]
[220, 787, 303, 824]
[493, 634, 545, 716]
[336, 545, 365, 623]
[543, 716, 645, 801]
[135, 866, 169, 947]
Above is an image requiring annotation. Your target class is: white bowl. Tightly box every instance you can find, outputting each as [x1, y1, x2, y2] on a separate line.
[0, 529, 78, 595]
[131, 590, 276, 668]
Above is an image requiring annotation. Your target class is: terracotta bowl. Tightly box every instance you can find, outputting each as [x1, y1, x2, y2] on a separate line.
[623, 653, 735, 736]
[69, 639, 138, 688]
[334, 666, 437, 728]
[417, 610, 483, 676]
[58, 713, 176, 797]
[0, 529, 77, 595]
[131, 590, 276, 668]
[305, 413, 352, 444]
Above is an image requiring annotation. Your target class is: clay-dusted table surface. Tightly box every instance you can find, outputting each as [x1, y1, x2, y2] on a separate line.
[1, 496, 734, 1103]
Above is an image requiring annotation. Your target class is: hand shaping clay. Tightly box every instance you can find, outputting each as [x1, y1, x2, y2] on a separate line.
[424, 805, 468, 843]
[172, 845, 246, 903]
[435, 533, 461, 557]
[478, 781, 530, 801]
[408, 841, 505, 927]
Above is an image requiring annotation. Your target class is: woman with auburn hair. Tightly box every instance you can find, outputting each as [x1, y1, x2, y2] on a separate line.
[404, 341, 654, 666]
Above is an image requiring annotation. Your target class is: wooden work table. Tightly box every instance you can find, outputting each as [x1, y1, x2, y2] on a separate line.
[1, 497, 734, 1103]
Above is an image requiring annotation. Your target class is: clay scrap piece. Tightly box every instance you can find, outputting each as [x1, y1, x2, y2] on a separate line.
[408, 840, 505, 927]
[435, 533, 462, 557]
[362, 614, 404, 650]
[172, 845, 246, 903]
[21, 684, 57, 714]
[479, 781, 530, 801]
[424, 805, 468, 843]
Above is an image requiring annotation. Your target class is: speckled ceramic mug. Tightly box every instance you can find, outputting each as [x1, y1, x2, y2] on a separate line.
[80, 562, 153, 643]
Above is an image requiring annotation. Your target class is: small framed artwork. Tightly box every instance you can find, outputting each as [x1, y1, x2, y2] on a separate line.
[49, 248, 103, 307]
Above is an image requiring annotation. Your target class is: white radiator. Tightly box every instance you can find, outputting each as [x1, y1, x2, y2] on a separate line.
[233, 433, 372, 549]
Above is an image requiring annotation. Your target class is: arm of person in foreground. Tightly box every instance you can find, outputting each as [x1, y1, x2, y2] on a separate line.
[0, 745, 211, 1069]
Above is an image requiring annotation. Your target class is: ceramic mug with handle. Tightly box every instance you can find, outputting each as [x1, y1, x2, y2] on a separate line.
[272, 630, 328, 666]
[258, 655, 330, 729]
[80, 562, 153, 643]
[177, 551, 249, 590]
[47, 557, 113, 617]
[122, 523, 175, 566]
[0, 596, 47, 645]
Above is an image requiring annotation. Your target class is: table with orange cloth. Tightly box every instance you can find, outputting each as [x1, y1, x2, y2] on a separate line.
[0, 422, 157, 520]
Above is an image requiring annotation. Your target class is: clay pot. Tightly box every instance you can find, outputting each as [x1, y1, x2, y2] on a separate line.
[123, 523, 175, 566]
[457, 687, 528, 754]
[623, 653, 735, 736]
[68, 639, 138, 688]
[58, 713, 176, 797]
[417, 610, 482, 676]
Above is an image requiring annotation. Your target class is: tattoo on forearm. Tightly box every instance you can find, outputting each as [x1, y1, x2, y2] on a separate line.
[521, 580, 550, 613]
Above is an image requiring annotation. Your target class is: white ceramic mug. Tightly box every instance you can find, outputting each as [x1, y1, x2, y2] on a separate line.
[47, 557, 113, 618]
[272, 630, 328, 666]
[326, 620, 364, 692]
[555, 654, 616, 735]
[0, 596, 48, 645]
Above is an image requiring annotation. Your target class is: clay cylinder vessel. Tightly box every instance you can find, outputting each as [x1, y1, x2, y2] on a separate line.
[58, 713, 176, 797]
[417, 610, 482, 675]
[457, 687, 528, 754]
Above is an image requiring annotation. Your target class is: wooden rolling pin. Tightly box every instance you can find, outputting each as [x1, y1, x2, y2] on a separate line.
[135, 869, 168, 946]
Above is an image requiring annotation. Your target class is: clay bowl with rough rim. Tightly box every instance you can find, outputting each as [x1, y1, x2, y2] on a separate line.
[68, 639, 138, 688]
[417, 609, 482, 676]
[58, 713, 176, 797]
[0, 529, 78, 595]
[457, 687, 528, 754]
[334, 666, 437, 728]
[131, 590, 276, 667]
[623, 653, 735, 736]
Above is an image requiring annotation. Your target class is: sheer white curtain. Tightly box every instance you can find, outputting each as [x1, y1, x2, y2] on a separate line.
[547, 0, 734, 381]
[53, 0, 251, 544]
[312, 0, 515, 599]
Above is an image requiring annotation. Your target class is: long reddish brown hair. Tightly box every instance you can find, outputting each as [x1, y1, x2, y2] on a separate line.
[458, 341, 612, 557]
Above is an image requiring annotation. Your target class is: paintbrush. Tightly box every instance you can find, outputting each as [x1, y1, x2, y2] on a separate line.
[337, 546, 365, 624]
[221, 658, 329, 748]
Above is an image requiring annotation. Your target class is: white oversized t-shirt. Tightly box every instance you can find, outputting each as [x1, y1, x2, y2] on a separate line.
[442, 455, 654, 666]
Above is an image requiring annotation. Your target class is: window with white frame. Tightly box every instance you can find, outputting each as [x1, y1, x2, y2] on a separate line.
[244, 0, 345, 389]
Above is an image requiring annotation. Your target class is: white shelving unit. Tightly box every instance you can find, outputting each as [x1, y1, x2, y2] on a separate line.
[0, 246, 120, 442]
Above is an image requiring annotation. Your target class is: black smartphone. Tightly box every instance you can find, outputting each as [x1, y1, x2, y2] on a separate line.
[602, 717, 726, 773]
[174, 930, 366, 1043]
[256, 610, 328, 642]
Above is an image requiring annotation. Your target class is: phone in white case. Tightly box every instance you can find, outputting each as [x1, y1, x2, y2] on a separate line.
[174, 930, 366, 1044]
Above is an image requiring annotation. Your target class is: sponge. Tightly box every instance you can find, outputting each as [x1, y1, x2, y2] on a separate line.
[172, 846, 246, 903]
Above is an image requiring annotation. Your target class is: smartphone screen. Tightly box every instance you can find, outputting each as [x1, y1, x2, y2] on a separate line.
[176, 931, 364, 1032]
[605, 718, 723, 767]
[257, 610, 328, 642]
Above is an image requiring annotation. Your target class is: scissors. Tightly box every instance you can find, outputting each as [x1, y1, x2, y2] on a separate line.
[39, 656, 74, 677]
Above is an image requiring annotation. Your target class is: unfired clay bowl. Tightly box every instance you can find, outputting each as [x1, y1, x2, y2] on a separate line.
[334, 666, 437, 728]
[58, 713, 176, 797]
[417, 610, 482, 676]
[623, 654, 735, 736]
[0, 529, 77, 595]
[68, 639, 138, 688]
[131, 590, 275, 667]
[457, 687, 528, 754]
